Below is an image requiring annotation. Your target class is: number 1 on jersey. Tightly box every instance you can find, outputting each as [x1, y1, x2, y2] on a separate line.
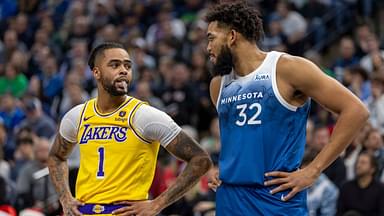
[97, 147, 105, 178]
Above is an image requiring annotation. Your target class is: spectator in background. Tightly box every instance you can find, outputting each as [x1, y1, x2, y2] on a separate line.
[0, 176, 17, 216]
[0, 64, 28, 98]
[0, 94, 25, 133]
[345, 66, 371, 102]
[12, 13, 33, 48]
[134, 80, 165, 110]
[36, 55, 64, 111]
[261, 17, 288, 52]
[0, 120, 10, 180]
[273, 0, 307, 55]
[0, 29, 27, 65]
[300, 0, 327, 49]
[332, 37, 360, 81]
[11, 130, 34, 182]
[51, 72, 89, 119]
[146, 6, 186, 51]
[17, 98, 56, 139]
[343, 123, 372, 181]
[9, 50, 30, 79]
[337, 152, 384, 216]
[361, 128, 384, 180]
[65, 15, 92, 48]
[200, 117, 220, 154]
[354, 22, 375, 57]
[90, 0, 118, 31]
[63, 39, 89, 71]
[303, 149, 339, 216]
[161, 62, 197, 126]
[16, 138, 59, 215]
[366, 74, 384, 135]
[360, 34, 384, 74]
[309, 126, 347, 188]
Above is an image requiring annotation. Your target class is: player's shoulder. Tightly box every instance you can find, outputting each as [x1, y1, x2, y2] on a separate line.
[67, 103, 86, 115]
[277, 53, 311, 69]
[61, 103, 86, 121]
[276, 53, 314, 79]
[209, 76, 222, 106]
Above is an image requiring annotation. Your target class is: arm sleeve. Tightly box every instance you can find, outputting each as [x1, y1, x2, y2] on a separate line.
[132, 104, 182, 147]
[59, 104, 84, 143]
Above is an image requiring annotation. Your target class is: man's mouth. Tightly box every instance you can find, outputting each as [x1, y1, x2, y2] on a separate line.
[209, 54, 216, 62]
[115, 79, 128, 89]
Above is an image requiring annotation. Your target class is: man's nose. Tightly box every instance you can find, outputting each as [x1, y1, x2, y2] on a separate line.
[119, 67, 128, 75]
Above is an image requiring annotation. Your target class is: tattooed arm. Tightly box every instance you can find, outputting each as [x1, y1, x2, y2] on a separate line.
[112, 130, 212, 216]
[47, 135, 83, 216]
[155, 131, 212, 207]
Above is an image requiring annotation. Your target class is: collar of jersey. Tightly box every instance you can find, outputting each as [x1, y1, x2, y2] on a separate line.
[93, 96, 133, 117]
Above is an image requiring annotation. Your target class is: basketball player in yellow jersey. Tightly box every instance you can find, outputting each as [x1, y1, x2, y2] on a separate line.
[47, 42, 212, 216]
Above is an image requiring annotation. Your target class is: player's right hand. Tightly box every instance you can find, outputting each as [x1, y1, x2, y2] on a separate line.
[207, 168, 221, 192]
[60, 195, 84, 216]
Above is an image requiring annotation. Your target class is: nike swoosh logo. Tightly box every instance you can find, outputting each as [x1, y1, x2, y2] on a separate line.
[83, 115, 95, 121]
[224, 81, 233, 88]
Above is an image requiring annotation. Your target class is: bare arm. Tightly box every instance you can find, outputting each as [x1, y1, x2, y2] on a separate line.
[154, 130, 212, 210]
[209, 76, 221, 107]
[265, 55, 369, 201]
[48, 134, 83, 215]
[48, 134, 75, 199]
[282, 56, 369, 174]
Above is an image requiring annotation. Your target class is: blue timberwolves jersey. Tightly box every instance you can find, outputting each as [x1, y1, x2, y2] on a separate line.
[217, 51, 310, 185]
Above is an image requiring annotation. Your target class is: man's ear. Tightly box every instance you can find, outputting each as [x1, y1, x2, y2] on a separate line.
[227, 29, 237, 47]
[93, 67, 100, 80]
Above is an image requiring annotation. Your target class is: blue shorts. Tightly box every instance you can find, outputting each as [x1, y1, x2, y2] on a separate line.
[216, 183, 308, 216]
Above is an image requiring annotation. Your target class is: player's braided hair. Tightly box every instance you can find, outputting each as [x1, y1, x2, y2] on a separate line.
[205, 1, 264, 43]
[88, 42, 125, 69]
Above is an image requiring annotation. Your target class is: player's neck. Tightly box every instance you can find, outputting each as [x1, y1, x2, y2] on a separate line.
[232, 44, 266, 77]
[96, 91, 127, 113]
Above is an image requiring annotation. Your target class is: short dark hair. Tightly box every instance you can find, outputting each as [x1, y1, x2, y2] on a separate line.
[205, 1, 264, 43]
[88, 42, 125, 69]
[358, 151, 378, 174]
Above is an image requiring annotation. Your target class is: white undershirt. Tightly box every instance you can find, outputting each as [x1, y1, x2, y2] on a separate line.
[59, 103, 181, 147]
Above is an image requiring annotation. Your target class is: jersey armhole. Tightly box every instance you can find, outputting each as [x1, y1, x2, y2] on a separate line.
[271, 53, 298, 112]
[76, 101, 88, 139]
[216, 76, 225, 110]
[128, 101, 152, 144]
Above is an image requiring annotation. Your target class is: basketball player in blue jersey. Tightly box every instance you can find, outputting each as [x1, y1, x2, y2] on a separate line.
[47, 42, 212, 216]
[205, 2, 369, 215]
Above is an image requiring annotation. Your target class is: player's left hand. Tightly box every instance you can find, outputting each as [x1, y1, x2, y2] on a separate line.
[112, 200, 161, 216]
[264, 166, 320, 201]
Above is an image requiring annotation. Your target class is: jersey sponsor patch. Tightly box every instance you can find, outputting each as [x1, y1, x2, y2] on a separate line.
[254, 73, 270, 81]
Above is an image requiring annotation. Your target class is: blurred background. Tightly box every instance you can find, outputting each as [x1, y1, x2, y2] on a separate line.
[0, 0, 383, 215]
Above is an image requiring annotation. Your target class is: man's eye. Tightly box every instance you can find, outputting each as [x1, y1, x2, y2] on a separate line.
[111, 63, 119, 68]
[124, 64, 131, 69]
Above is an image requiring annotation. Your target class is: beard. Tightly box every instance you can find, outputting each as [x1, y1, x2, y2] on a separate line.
[211, 45, 234, 76]
[100, 75, 129, 96]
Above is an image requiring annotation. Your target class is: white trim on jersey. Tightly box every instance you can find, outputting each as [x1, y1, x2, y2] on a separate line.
[271, 51, 298, 112]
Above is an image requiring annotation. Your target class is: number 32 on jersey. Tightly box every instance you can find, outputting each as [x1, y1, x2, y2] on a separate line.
[236, 102, 262, 126]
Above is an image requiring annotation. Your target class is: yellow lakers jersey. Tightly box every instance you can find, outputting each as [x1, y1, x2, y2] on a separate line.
[75, 96, 160, 203]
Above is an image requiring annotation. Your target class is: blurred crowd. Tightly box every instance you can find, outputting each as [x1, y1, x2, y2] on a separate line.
[0, 0, 384, 215]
